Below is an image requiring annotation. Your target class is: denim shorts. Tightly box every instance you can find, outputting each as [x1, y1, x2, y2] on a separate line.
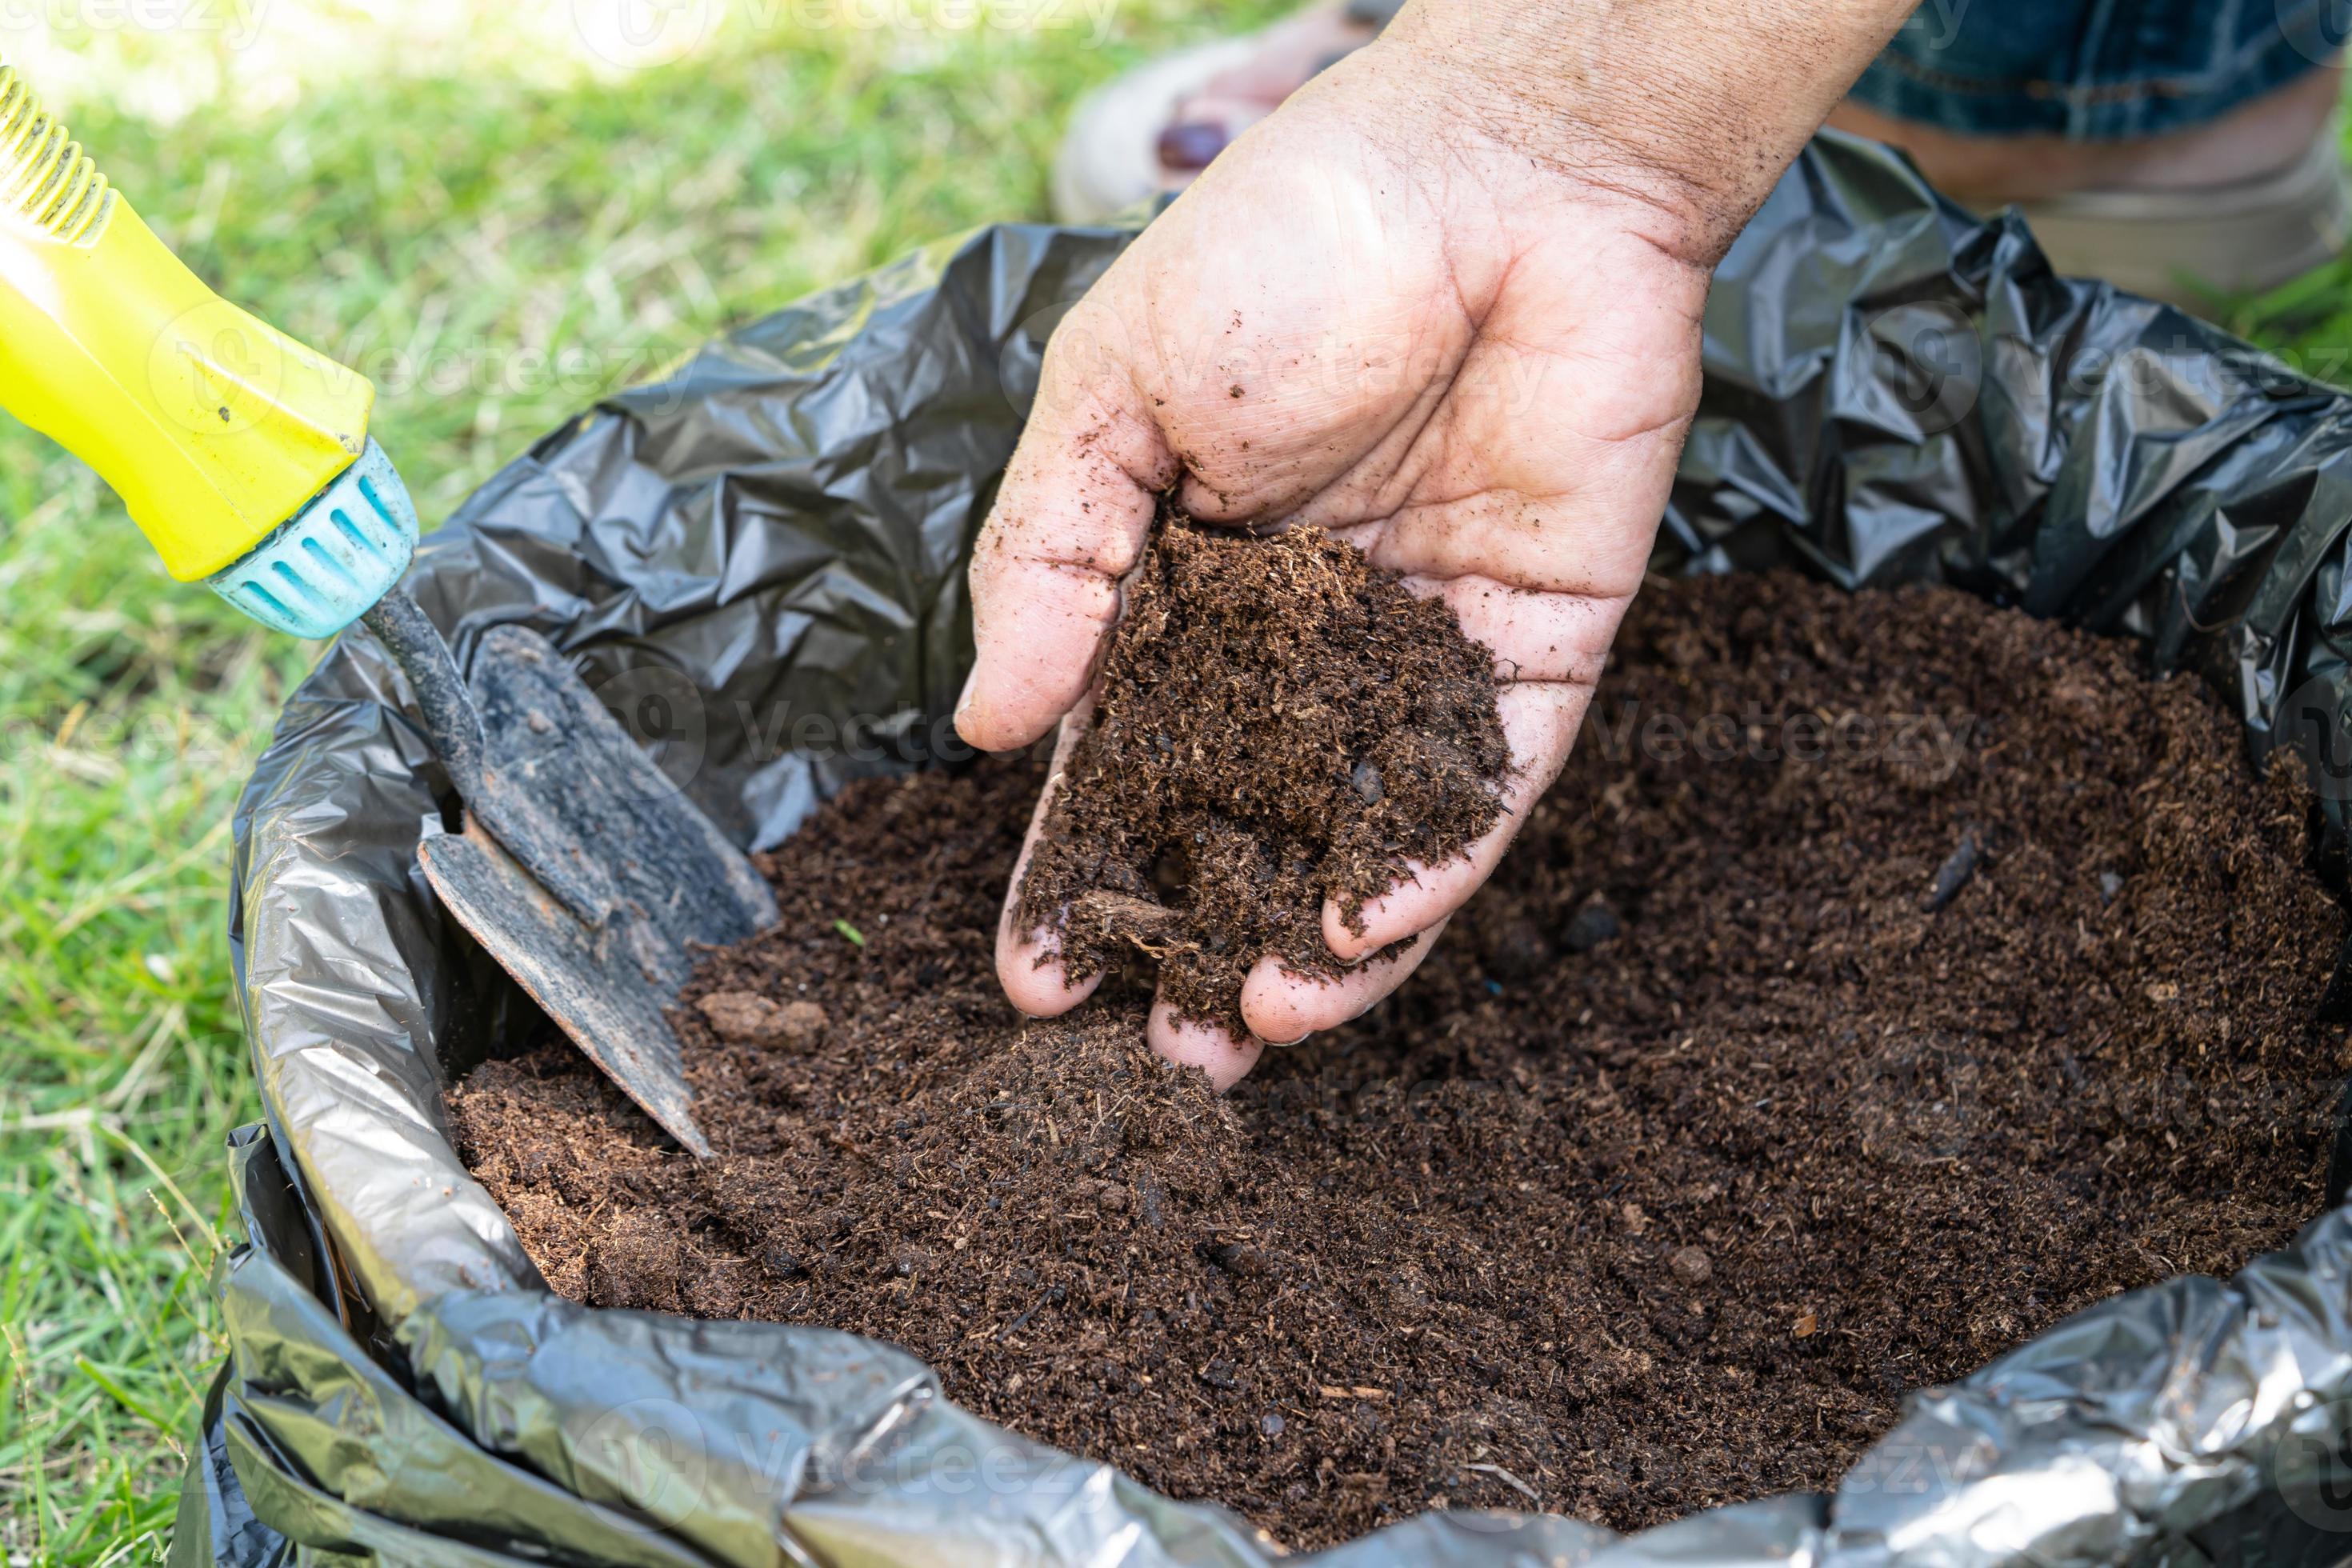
[1850, 0, 2342, 138]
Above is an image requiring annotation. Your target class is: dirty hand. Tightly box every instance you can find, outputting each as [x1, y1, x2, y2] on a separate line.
[957, 0, 1914, 1085]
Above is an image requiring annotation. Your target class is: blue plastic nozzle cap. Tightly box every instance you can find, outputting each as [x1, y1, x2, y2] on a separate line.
[205, 438, 419, 638]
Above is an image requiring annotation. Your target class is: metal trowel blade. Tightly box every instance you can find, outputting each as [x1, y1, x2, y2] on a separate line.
[417, 626, 778, 1157]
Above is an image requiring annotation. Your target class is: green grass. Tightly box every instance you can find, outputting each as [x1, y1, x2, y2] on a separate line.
[1, 9, 2346, 1560]
[0, 6, 1290, 1560]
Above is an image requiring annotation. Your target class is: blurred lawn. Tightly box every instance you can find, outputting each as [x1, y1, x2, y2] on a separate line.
[0, 6, 2346, 1562]
[0, 5, 1294, 1560]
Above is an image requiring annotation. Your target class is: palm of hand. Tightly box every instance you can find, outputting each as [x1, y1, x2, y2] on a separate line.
[962, 56, 1710, 1083]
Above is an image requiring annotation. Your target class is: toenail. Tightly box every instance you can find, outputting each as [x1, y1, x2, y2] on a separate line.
[1156, 121, 1229, 173]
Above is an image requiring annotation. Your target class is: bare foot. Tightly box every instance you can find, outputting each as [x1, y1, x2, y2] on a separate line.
[1155, 2, 1383, 181]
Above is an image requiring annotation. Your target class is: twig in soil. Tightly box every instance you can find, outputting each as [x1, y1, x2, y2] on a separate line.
[998, 1284, 1066, 1341]
[1922, 829, 1984, 912]
[1070, 890, 1198, 958]
[1462, 1462, 1542, 1506]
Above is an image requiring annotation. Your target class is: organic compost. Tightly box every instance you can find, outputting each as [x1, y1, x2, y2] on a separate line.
[1014, 510, 1510, 1034]
[450, 571, 2349, 1548]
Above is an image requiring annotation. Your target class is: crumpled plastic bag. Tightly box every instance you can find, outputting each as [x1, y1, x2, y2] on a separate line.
[172, 132, 2352, 1568]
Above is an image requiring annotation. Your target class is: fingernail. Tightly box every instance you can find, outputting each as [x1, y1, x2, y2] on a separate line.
[1156, 121, 1228, 173]
[954, 664, 980, 725]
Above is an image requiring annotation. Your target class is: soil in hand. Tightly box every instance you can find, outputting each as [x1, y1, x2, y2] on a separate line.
[448, 573, 2350, 1549]
[1013, 508, 1510, 1035]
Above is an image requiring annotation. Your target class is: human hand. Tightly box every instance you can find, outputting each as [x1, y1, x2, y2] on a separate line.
[957, 1, 1910, 1084]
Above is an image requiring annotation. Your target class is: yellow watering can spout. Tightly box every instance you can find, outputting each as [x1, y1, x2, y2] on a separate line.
[0, 59, 746, 1150]
[0, 58, 414, 636]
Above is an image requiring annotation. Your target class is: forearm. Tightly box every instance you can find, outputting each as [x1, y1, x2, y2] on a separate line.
[1378, 0, 1918, 262]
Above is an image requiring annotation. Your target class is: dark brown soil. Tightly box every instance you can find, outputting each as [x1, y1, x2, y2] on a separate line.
[448, 573, 2350, 1549]
[1014, 511, 1509, 1034]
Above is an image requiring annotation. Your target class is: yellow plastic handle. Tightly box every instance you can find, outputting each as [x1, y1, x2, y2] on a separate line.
[0, 62, 374, 581]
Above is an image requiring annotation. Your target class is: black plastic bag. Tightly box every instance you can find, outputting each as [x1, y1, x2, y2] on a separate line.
[174, 134, 2352, 1567]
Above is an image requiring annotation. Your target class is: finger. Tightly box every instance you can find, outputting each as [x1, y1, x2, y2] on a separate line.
[1240, 914, 1451, 1042]
[957, 302, 1177, 753]
[1325, 680, 1590, 960]
[995, 703, 1105, 1018]
[1147, 995, 1265, 1091]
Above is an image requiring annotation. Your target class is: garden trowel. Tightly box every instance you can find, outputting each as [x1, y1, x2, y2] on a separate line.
[0, 57, 763, 1154]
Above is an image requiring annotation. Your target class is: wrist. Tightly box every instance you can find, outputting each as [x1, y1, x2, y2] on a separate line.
[1374, 0, 1915, 264]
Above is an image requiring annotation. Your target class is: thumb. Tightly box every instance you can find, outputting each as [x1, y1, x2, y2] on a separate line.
[956, 310, 1174, 753]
